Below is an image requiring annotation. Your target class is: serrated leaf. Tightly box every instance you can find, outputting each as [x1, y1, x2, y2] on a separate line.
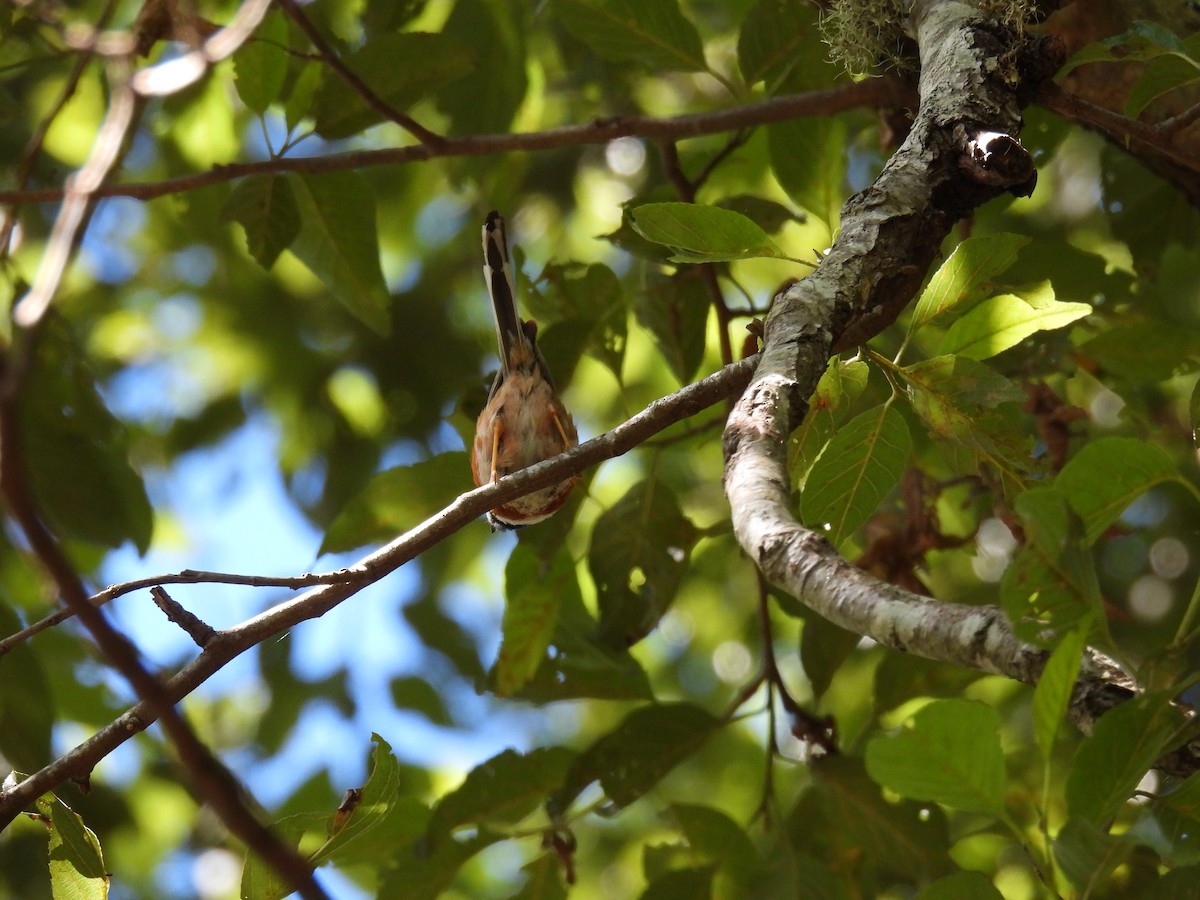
[936, 288, 1090, 360]
[323, 453, 470, 553]
[909, 233, 1030, 333]
[767, 117, 846, 229]
[790, 358, 871, 484]
[1055, 437, 1180, 544]
[554, 0, 707, 72]
[495, 545, 578, 697]
[287, 171, 391, 335]
[589, 479, 698, 648]
[233, 11, 289, 114]
[222, 175, 299, 269]
[1033, 624, 1089, 760]
[629, 202, 791, 263]
[1001, 488, 1103, 640]
[737, 0, 816, 90]
[1066, 692, 1184, 825]
[799, 402, 911, 547]
[550, 703, 721, 813]
[38, 794, 108, 900]
[312, 32, 473, 139]
[427, 747, 574, 842]
[865, 699, 1005, 815]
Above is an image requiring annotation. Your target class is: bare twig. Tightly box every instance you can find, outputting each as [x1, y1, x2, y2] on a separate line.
[277, 0, 444, 147]
[0, 354, 757, 827]
[0, 80, 915, 207]
[150, 587, 217, 648]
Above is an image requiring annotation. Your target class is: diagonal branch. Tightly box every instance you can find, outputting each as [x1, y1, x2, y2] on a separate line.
[722, 0, 1198, 769]
[0, 354, 756, 828]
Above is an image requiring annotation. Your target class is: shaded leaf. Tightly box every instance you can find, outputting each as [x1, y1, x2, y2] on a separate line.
[287, 171, 391, 335]
[865, 699, 1005, 815]
[590, 479, 698, 648]
[640, 865, 714, 899]
[323, 452, 470, 553]
[767, 116, 846, 229]
[0, 603, 53, 772]
[495, 545, 578, 697]
[635, 270, 709, 383]
[919, 871, 1004, 899]
[1053, 817, 1135, 893]
[550, 703, 721, 813]
[380, 829, 502, 900]
[554, 0, 707, 72]
[1079, 321, 1200, 382]
[737, 0, 816, 90]
[390, 676, 451, 727]
[233, 11, 289, 114]
[799, 402, 912, 548]
[1033, 624, 1089, 760]
[223, 174, 299, 269]
[427, 747, 574, 841]
[436, 0, 526, 135]
[1055, 437, 1180, 544]
[312, 32, 472, 139]
[669, 803, 760, 886]
[1066, 691, 1184, 825]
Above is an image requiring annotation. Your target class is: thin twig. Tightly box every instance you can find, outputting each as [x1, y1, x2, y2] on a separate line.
[0, 80, 915, 206]
[0, 354, 758, 828]
[277, 0, 444, 148]
[150, 587, 217, 648]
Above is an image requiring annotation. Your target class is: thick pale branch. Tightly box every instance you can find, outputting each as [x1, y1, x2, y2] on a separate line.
[721, 0, 1197, 764]
[0, 354, 756, 827]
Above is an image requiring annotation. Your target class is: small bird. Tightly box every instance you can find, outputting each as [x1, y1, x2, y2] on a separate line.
[471, 211, 579, 530]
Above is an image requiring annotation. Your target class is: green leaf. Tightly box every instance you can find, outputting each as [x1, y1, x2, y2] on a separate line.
[323, 453, 470, 553]
[1126, 53, 1200, 119]
[737, 0, 816, 90]
[21, 318, 153, 552]
[628, 202, 792, 263]
[427, 747, 574, 841]
[1066, 691, 1184, 824]
[909, 233, 1030, 333]
[287, 171, 391, 335]
[502, 587, 654, 703]
[635, 270, 710, 384]
[495, 545, 578, 697]
[790, 357, 871, 485]
[640, 865, 715, 899]
[1055, 437, 1180, 544]
[222, 175, 300, 269]
[436, 0, 527, 135]
[918, 871, 1004, 900]
[37, 793, 108, 900]
[380, 829, 502, 900]
[936, 286, 1090, 360]
[589, 479, 698, 648]
[510, 852, 569, 900]
[1053, 817, 1135, 894]
[669, 803, 760, 886]
[1001, 488, 1103, 641]
[538, 262, 627, 378]
[389, 676, 451, 726]
[799, 402, 912, 548]
[767, 116, 847, 229]
[550, 703, 721, 813]
[1079, 321, 1200, 382]
[284, 62, 322, 132]
[798, 612, 861, 700]
[865, 699, 1005, 815]
[233, 11, 289, 115]
[809, 755, 952, 881]
[311, 32, 473, 139]
[0, 603, 53, 771]
[553, 0, 707, 72]
[1033, 625, 1089, 760]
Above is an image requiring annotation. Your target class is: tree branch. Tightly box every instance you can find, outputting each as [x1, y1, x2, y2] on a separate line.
[0, 80, 914, 206]
[722, 0, 1196, 768]
[0, 354, 756, 828]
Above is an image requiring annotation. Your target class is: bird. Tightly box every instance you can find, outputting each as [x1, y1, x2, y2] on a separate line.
[471, 211, 579, 530]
